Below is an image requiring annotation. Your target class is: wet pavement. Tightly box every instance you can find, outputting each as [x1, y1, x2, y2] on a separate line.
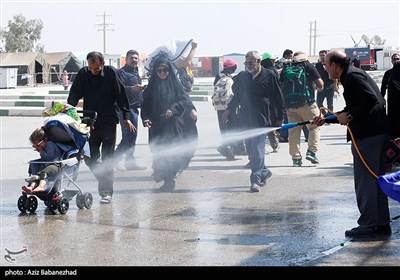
[1, 94, 400, 270]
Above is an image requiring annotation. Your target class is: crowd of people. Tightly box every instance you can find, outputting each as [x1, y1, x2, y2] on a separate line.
[22, 40, 400, 239]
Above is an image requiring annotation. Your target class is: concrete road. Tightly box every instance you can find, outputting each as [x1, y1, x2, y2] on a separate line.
[1, 95, 400, 271]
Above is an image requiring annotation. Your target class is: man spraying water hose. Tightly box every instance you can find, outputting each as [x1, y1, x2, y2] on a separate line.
[312, 49, 392, 239]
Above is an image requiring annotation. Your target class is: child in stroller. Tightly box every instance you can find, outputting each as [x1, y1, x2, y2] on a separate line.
[22, 127, 65, 194]
[18, 105, 97, 215]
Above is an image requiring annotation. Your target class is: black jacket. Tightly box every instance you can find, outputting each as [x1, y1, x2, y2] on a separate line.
[228, 68, 284, 129]
[68, 65, 131, 127]
[339, 65, 390, 141]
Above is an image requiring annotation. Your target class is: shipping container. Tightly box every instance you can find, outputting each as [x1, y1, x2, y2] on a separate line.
[0, 68, 18, 88]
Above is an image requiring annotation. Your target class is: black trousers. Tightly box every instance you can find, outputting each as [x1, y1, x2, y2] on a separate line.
[86, 124, 117, 197]
[352, 134, 390, 229]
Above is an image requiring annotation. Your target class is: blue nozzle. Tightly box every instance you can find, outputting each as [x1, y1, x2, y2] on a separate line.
[281, 122, 300, 130]
[325, 114, 337, 120]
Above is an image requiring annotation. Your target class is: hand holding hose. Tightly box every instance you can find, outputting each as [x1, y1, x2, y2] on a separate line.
[311, 115, 326, 126]
[336, 112, 353, 125]
[311, 107, 340, 126]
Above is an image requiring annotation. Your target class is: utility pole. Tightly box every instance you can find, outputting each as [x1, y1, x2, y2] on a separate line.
[309, 20, 318, 56]
[313, 20, 317, 56]
[96, 12, 114, 54]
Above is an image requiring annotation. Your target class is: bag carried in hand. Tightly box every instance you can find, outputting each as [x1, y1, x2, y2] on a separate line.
[281, 62, 312, 108]
[177, 66, 194, 92]
[211, 74, 234, 110]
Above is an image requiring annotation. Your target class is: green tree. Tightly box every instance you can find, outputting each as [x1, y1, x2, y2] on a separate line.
[1, 14, 44, 52]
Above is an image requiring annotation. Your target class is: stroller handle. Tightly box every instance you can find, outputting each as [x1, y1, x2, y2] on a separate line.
[77, 110, 97, 129]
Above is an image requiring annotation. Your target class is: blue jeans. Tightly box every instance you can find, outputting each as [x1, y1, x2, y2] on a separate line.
[115, 108, 139, 165]
[245, 133, 270, 185]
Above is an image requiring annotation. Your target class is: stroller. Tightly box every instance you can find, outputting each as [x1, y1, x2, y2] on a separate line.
[17, 110, 97, 215]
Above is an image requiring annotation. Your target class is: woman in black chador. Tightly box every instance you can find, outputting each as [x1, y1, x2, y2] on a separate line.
[141, 56, 190, 191]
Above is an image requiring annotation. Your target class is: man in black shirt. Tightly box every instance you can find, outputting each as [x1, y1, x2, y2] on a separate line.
[351, 55, 361, 68]
[380, 52, 400, 97]
[68, 51, 135, 204]
[315, 50, 338, 115]
[314, 49, 391, 238]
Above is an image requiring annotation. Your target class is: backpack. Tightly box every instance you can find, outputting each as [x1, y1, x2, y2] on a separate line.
[281, 62, 312, 108]
[177, 66, 194, 92]
[211, 74, 234, 110]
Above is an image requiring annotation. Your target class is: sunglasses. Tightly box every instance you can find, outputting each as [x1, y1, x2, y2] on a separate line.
[32, 140, 44, 147]
[156, 68, 169, 74]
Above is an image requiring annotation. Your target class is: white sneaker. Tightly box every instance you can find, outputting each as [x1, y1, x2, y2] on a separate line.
[100, 194, 112, 204]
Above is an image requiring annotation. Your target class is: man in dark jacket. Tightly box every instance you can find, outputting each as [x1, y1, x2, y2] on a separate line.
[115, 49, 146, 170]
[315, 49, 339, 115]
[380, 53, 400, 98]
[313, 49, 391, 238]
[223, 51, 284, 193]
[68, 51, 135, 204]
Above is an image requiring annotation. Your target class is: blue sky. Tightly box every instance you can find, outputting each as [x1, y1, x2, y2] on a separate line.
[1, 0, 399, 57]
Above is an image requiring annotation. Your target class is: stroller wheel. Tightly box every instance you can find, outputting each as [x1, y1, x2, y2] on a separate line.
[17, 195, 27, 212]
[83, 192, 93, 209]
[58, 197, 69, 214]
[76, 193, 85, 209]
[26, 196, 38, 213]
[48, 200, 58, 214]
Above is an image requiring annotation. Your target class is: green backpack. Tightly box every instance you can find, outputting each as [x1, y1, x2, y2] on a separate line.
[281, 62, 312, 108]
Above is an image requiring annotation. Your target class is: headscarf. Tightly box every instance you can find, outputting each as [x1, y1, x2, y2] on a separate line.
[143, 56, 187, 120]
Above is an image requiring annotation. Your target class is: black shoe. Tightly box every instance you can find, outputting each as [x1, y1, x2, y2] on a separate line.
[279, 137, 288, 143]
[217, 146, 227, 157]
[345, 226, 376, 238]
[226, 146, 235, 161]
[159, 179, 175, 192]
[260, 170, 273, 187]
[250, 183, 260, 192]
[376, 224, 392, 235]
[25, 175, 41, 182]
